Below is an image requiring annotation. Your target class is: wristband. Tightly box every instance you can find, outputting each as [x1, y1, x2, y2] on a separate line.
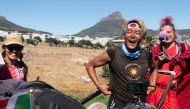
[96, 83, 102, 89]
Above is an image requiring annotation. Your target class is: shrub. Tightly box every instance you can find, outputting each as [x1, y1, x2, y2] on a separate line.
[102, 64, 109, 75]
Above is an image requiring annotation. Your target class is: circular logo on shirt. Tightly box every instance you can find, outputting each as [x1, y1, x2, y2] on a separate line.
[125, 63, 141, 80]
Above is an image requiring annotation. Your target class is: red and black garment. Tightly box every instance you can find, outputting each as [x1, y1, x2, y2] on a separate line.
[151, 43, 190, 109]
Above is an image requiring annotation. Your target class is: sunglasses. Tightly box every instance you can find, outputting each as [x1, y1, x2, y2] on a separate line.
[6, 44, 23, 51]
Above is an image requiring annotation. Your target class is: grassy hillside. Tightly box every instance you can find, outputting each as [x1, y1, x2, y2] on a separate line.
[0, 16, 51, 34]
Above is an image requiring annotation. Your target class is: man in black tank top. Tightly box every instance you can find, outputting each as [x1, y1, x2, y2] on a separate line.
[85, 19, 158, 109]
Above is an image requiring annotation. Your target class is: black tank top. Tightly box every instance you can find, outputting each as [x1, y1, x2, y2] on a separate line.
[106, 47, 150, 103]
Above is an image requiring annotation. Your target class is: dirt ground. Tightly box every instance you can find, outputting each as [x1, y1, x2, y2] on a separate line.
[0, 43, 109, 97]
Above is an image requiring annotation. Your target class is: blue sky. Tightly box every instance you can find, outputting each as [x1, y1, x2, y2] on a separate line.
[0, 0, 189, 35]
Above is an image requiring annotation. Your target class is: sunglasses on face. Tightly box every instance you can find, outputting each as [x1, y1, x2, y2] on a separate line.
[6, 44, 24, 51]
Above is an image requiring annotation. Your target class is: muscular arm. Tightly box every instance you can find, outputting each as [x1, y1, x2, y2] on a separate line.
[85, 51, 111, 95]
[149, 56, 158, 86]
[147, 53, 158, 94]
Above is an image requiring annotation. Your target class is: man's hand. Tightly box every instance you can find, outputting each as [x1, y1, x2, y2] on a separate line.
[97, 84, 111, 95]
[147, 86, 156, 95]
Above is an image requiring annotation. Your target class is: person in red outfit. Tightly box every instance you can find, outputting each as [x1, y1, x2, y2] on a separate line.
[147, 16, 190, 109]
[0, 34, 28, 81]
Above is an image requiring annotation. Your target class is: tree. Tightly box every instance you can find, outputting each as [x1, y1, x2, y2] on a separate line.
[62, 41, 67, 47]
[92, 42, 104, 49]
[68, 40, 75, 47]
[18, 30, 30, 34]
[21, 36, 25, 43]
[45, 38, 60, 47]
[0, 36, 4, 42]
[85, 40, 92, 48]
[97, 43, 104, 48]
[26, 39, 35, 46]
[142, 35, 156, 51]
[77, 40, 93, 48]
[102, 64, 109, 75]
[105, 40, 116, 48]
[78, 40, 85, 47]
[101, 64, 110, 79]
[0, 28, 5, 31]
[33, 36, 42, 46]
[34, 36, 42, 42]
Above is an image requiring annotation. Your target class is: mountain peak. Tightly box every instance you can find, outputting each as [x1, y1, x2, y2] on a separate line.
[101, 11, 124, 21]
[0, 16, 7, 21]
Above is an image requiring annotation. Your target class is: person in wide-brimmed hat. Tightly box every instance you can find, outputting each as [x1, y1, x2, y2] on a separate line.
[0, 34, 28, 81]
[85, 19, 158, 108]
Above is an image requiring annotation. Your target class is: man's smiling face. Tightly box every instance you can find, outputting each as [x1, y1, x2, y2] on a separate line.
[123, 27, 143, 52]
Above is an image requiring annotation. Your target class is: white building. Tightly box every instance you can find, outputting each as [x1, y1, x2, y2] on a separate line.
[89, 38, 98, 44]
[22, 33, 41, 40]
[60, 37, 69, 43]
[22, 34, 30, 39]
[39, 34, 51, 41]
[97, 37, 114, 46]
[74, 36, 83, 43]
[83, 35, 90, 40]
[0, 30, 9, 37]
